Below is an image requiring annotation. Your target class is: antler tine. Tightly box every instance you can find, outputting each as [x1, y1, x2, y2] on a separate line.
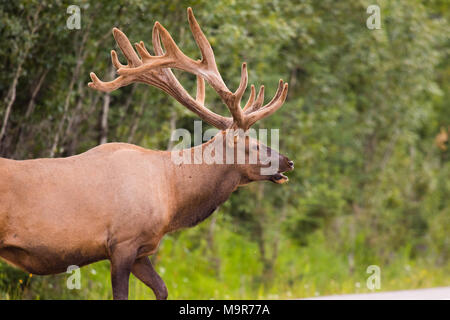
[88, 72, 133, 92]
[244, 80, 285, 115]
[135, 41, 152, 61]
[196, 76, 205, 105]
[240, 80, 287, 129]
[241, 85, 265, 115]
[152, 23, 164, 56]
[225, 63, 248, 129]
[235, 63, 248, 100]
[187, 8, 251, 129]
[112, 28, 142, 67]
[243, 85, 256, 111]
[264, 79, 284, 109]
[88, 27, 143, 92]
[111, 50, 124, 69]
[245, 83, 288, 128]
[187, 8, 214, 65]
[152, 22, 206, 106]
[255, 86, 266, 111]
[187, 7, 223, 80]
[155, 10, 230, 95]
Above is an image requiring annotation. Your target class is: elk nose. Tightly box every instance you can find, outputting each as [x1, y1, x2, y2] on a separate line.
[288, 160, 294, 168]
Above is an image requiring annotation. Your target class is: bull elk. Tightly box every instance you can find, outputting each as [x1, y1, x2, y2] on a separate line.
[0, 8, 293, 299]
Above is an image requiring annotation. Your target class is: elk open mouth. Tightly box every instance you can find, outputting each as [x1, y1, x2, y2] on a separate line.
[271, 172, 289, 184]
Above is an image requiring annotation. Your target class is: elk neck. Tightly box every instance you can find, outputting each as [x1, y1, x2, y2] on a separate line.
[164, 138, 242, 231]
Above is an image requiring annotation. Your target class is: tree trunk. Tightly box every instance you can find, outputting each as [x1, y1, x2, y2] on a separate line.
[49, 30, 90, 157]
[25, 69, 49, 118]
[0, 5, 42, 150]
[115, 84, 137, 140]
[0, 64, 23, 145]
[12, 70, 49, 158]
[99, 94, 111, 145]
[49, 68, 78, 157]
[127, 90, 149, 144]
[63, 80, 86, 156]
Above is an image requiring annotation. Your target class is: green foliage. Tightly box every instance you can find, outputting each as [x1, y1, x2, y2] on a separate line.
[0, 0, 449, 299]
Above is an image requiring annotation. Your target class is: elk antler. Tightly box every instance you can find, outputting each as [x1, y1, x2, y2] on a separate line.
[88, 7, 288, 131]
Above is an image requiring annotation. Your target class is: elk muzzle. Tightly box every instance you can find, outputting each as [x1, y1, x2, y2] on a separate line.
[271, 157, 294, 184]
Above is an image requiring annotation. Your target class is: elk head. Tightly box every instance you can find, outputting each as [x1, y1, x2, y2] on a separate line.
[207, 130, 294, 185]
[89, 7, 293, 184]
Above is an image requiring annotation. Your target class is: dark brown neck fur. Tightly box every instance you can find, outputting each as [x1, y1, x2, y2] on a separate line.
[165, 141, 241, 231]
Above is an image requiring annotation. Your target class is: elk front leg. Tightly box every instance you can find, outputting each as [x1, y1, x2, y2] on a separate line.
[110, 246, 137, 300]
[131, 256, 168, 300]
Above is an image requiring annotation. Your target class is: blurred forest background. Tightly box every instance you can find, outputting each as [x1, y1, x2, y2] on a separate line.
[0, 0, 449, 299]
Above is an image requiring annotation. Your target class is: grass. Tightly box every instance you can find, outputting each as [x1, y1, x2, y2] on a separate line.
[2, 225, 448, 300]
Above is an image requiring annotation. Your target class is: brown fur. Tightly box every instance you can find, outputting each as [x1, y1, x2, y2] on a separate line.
[0, 134, 293, 299]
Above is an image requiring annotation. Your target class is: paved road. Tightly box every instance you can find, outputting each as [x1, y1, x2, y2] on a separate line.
[305, 287, 450, 300]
